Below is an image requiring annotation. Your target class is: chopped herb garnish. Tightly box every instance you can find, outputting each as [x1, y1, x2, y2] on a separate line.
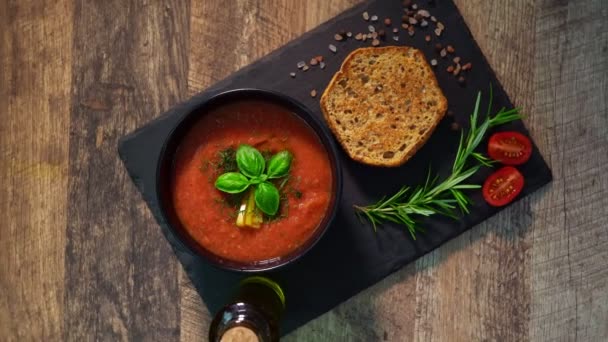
[261, 150, 273, 164]
[216, 147, 237, 172]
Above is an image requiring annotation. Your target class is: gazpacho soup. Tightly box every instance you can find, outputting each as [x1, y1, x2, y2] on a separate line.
[172, 100, 333, 263]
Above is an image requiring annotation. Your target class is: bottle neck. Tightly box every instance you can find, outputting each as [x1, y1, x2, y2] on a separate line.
[235, 279, 285, 323]
[210, 277, 285, 342]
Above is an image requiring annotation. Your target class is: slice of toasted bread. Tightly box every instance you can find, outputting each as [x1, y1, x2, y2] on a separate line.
[320, 46, 447, 167]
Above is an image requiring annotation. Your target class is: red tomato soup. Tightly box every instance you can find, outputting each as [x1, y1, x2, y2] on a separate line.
[172, 100, 333, 263]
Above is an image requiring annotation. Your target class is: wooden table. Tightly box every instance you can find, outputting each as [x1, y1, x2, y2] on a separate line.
[1, 0, 607, 340]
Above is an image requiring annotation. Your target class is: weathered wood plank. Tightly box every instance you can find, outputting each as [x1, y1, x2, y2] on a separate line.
[180, 1, 248, 338]
[182, 1, 311, 339]
[182, 1, 365, 341]
[285, 265, 417, 342]
[531, 0, 608, 340]
[303, 0, 361, 31]
[0, 1, 72, 340]
[64, 0, 190, 340]
[187, 0, 310, 96]
[3, 0, 606, 340]
[414, 1, 537, 341]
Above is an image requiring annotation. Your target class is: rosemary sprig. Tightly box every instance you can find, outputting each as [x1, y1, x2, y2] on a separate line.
[354, 89, 522, 239]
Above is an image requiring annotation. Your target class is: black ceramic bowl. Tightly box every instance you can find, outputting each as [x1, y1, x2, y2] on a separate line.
[156, 89, 342, 272]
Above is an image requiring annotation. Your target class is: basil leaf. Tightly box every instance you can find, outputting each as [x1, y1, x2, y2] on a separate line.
[249, 178, 262, 185]
[266, 151, 293, 179]
[254, 182, 280, 216]
[236, 144, 266, 178]
[248, 174, 268, 185]
[215, 172, 250, 194]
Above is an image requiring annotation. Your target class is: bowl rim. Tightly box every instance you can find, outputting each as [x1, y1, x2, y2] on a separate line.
[155, 88, 343, 273]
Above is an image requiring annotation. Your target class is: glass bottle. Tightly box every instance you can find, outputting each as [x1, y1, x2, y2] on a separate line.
[209, 276, 285, 342]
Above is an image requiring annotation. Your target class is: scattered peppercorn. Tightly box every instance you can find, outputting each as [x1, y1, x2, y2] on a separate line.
[384, 18, 392, 26]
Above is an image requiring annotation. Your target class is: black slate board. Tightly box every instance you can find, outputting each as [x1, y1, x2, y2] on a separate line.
[118, 0, 552, 336]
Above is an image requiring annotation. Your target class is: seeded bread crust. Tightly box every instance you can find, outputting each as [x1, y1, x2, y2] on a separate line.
[320, 46, 448, 167]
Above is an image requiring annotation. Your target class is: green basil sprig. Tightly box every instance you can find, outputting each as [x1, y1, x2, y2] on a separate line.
[215, 144, 292, 216]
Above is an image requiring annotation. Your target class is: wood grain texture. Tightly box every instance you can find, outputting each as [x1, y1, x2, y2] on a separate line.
[182, 1, 350, 340]
[531, 0, 608, 340]
[0, 1, 72, 340]
[64, 0, 189, 340]
[1, 0, 607, 341]
[413, 1, 537, 341]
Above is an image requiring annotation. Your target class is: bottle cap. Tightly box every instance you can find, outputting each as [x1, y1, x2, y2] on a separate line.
[220, 326, 260, 342]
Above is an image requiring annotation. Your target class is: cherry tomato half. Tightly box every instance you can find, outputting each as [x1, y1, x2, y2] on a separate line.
[488, 131, 532, 165]
[482, 166, 524, 207]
